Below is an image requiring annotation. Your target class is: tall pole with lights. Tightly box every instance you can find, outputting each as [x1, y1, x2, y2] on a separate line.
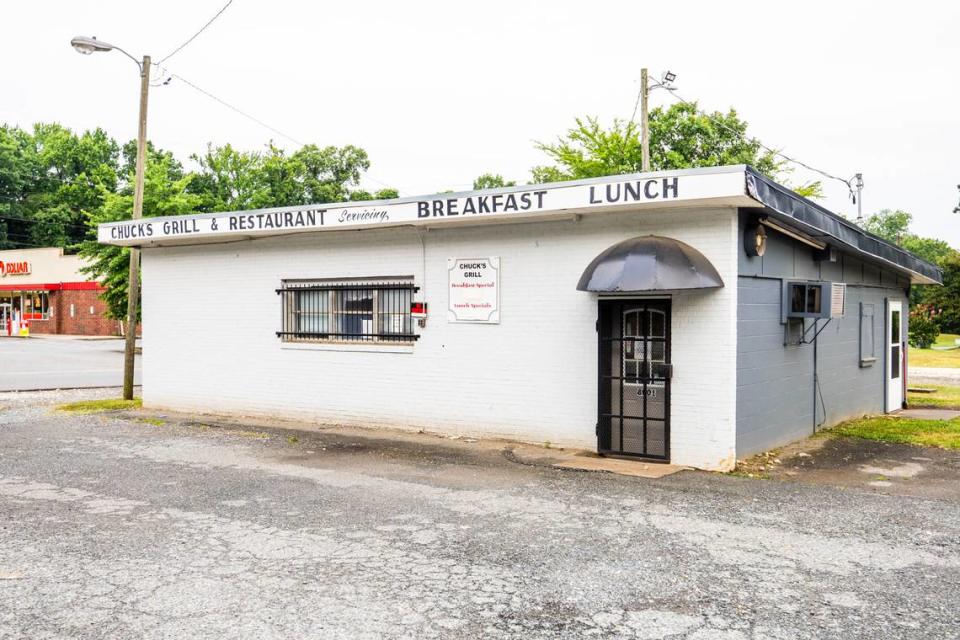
[71, 36, 149, 401]
[640, 69, 677, 172]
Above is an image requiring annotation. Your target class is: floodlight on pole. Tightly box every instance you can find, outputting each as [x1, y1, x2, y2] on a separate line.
[640, 69, 679, 171]
[70, 35, 150, 401]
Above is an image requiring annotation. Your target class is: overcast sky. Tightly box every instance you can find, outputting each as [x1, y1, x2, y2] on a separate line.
[4, 1, 958, 246]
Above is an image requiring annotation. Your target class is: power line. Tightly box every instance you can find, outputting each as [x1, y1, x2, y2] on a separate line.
[0, 215, 91, 233]
[628, 83, 643, 128]
[167, 71, 305, 147]
[0, 239, 51, 248]
[0, 217, 90, 234]
[158, 0, 234, 65]
[661, 86, 858, 195]
[153, 67, 400, 192]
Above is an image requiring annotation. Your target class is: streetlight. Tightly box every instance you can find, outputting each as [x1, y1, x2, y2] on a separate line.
[71, 35, 150, 401]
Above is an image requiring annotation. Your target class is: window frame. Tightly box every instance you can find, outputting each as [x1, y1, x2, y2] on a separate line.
[859, 302, 876, 367]
[277, 278, 419, 346]
[782, 280, 833, 321]
[23, 291, 50, 321]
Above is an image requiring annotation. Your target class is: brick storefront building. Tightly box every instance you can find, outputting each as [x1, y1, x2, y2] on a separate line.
[0, 247, 119, 336]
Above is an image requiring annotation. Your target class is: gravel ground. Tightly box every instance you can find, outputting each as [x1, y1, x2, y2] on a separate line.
[1, 389, 959, 639]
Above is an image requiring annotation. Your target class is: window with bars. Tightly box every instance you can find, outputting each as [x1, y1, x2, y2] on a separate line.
[277, 278, 419, 344]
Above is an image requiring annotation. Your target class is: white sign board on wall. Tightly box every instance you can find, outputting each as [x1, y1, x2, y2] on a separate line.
[448, 257, 500, 323]
[97, 169, 752, 246]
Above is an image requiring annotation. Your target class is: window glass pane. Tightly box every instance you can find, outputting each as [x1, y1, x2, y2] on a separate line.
[891, 310, 901, 343]
[790, 284, 805, 313]
[649, 310, 665, 338]
[296, 291, 328, 334]
[650, 341, 665, 363]
[806, 286, 821, 313]
[891, 345, 901, 379]
[378, 288, 411, 335]
[623, 311, 640, 337]
[337, 290, 374, 339]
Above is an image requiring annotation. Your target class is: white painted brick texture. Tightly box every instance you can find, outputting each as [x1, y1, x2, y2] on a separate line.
[141, 207, 738, 470]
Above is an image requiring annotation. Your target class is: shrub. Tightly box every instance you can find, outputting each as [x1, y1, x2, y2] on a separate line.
[909, 304, 941, 349]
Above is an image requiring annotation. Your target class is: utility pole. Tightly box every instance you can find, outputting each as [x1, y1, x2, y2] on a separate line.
[640, 68, 650, 172]
[123, 55, 150, 400]
[854, 173, 864, 224]
[71, 37, 152, 401]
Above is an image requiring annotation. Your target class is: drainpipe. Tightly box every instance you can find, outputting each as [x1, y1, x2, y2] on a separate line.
[812, 319, 818, 435]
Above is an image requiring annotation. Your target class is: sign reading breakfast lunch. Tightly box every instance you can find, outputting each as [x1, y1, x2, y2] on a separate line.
[448, 257, 500, 324]
[97, 171, 743, 246]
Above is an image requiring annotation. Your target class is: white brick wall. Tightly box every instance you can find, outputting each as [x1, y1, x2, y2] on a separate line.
[141, 207, 738, 470]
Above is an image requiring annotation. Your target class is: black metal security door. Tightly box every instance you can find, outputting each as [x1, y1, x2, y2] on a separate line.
[598, 299, 671, 460]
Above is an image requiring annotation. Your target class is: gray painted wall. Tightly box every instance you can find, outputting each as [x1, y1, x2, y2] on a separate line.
[736, 211, 909, 457]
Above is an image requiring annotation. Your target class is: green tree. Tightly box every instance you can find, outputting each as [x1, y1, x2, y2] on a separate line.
[350, 188, 399, 201]
[473, 173, 516, 190]
[120, 139, 184, 183]
[2, 122, 382, 316]
[79, 155, 203, 319]
[926, 252, 960, 333]
[190, 143, 267, 211]
[0, 123, 120, 249]
[0, 125, 38, 248]
[861, 208, 960, 327]
[190, 142, 374, 210]
[27, 124, 119, 247]
[900, 236, 955, 267]
[862, 209, 912, 241]
[531, 103, 821, 197]
[862, 209, 955, 266]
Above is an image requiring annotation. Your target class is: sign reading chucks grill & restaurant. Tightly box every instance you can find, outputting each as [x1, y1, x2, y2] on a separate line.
[97, 169, 746, 247]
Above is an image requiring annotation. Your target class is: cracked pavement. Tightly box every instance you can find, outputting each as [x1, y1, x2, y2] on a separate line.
[1, 389, 959, 639]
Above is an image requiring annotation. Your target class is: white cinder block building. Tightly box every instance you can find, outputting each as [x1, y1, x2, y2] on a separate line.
[98, 166, 941, 470]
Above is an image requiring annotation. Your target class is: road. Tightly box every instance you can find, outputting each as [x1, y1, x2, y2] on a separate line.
[1, 389, 959, 639]
[0, 338, 142, 391]
[909, 366, 960, 386]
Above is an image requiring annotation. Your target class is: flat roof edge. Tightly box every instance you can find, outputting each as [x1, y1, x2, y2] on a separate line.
[744, 168, 943, 285]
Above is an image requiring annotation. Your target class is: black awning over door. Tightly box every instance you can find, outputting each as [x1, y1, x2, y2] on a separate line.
[577, 235, 724, 293]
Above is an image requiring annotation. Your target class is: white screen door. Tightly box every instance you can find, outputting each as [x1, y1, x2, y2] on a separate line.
[886, 299, 904, 412]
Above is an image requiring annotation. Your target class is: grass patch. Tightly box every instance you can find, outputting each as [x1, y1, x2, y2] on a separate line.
[287, 435, 299, 444]
[233, 430, 269, 439]
[137, 417, 166, 427]
[908, 385, 960, 409]
[57, 398, 142, 413]
[830, 415, 960, 449]
[909, 333, 960, 368]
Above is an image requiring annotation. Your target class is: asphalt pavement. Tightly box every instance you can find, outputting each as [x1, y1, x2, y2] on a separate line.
[1, 388, 958, 639]
[909, 366, 960, 387]
[0, 337, 142, 391]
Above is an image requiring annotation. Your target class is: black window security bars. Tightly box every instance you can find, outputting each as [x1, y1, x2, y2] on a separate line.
[277, 280, 420, 344]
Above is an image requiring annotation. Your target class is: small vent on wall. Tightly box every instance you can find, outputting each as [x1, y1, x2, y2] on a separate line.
[831, 283, 846, 317]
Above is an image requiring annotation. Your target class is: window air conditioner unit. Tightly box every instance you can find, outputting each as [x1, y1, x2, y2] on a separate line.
[782, 281, 845, 322]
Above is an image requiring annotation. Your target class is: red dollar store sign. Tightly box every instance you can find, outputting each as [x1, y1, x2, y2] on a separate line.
[0, 261, 31, 277]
